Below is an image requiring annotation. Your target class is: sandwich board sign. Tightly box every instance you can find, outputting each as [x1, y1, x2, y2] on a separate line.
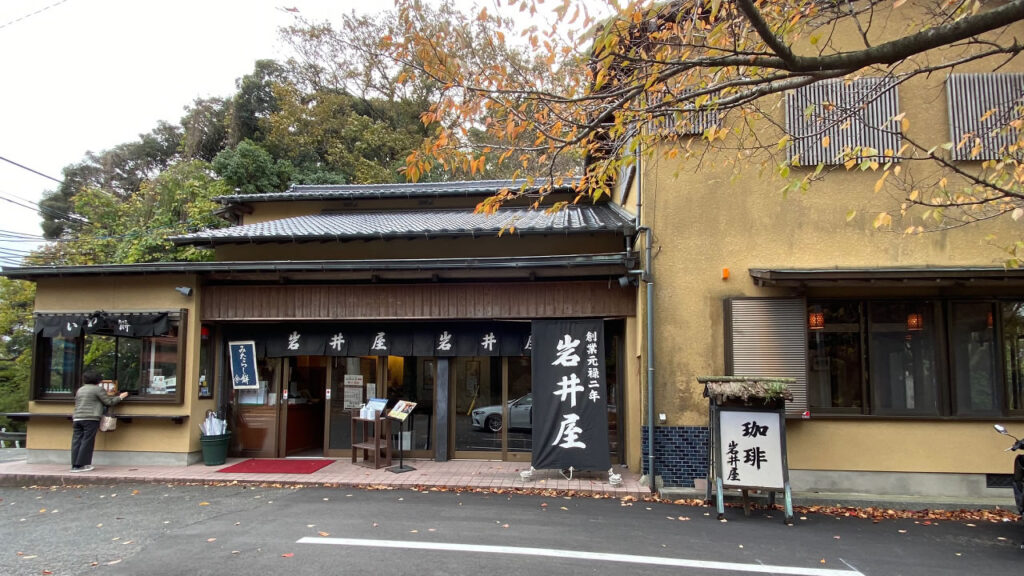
[712, 406, 793, 523]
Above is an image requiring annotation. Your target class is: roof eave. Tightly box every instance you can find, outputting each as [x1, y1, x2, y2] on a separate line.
[749, 267, 1024, 287]
[2, 253, 636, 281]
[169, 226, 635, 247]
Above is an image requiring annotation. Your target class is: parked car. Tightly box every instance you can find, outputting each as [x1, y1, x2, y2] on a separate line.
[471, 393, 533, 432]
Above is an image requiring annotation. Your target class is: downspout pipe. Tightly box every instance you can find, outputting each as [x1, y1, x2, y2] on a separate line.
[626, 226, 656, 493]
[642, 227, 655, 493]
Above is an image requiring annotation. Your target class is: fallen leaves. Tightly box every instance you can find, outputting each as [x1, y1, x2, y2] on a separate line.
[792, 504, 1018, 523]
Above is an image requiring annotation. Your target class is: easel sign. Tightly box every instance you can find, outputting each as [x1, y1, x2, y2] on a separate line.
[712, 407, 793, 524]
[388, 400, 417, 422]
[388, 400, 417, 474]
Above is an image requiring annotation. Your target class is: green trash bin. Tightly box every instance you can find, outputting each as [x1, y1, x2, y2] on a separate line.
[200, 432, 231, 466]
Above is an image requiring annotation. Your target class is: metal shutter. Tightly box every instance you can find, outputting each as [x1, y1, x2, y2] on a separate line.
[946, 73, 1024, 161]
[725, 298, 809, 417]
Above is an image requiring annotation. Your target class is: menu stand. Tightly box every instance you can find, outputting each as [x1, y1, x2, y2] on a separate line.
[388, 400, 418, 474]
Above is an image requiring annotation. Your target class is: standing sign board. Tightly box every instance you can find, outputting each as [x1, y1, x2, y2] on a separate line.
[531, 319, 610, 472]
[228, 341, 259, 390]
[712, 405, 793, 523]
[718, 410, 785, 489]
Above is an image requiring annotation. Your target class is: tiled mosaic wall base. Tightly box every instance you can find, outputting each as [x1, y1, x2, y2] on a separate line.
[641, 426, 710, 488]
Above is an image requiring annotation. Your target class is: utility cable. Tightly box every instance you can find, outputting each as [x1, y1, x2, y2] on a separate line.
[0, 0, 73, 32]
[0, 155, 62, 183]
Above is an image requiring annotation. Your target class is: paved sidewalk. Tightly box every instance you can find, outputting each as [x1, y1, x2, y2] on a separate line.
[0, 456, 651, 499]
[2, 452, 1018, 511]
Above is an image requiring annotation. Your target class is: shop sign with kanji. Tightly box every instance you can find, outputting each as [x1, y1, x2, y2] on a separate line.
[717, 410, 785, 490]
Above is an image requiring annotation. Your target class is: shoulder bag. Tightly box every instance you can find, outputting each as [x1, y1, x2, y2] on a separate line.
[99, 407, 117, 432]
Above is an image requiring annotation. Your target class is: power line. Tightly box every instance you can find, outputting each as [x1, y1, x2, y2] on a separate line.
[0, 154, 62, 183]
[0, 0, 73, 32]
[0, 192, 88, 227]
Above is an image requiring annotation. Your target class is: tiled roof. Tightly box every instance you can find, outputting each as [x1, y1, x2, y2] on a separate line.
[171, 204, 634, 245]
[214, 179, 579, 204]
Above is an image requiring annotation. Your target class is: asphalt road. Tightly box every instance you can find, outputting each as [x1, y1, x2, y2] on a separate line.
[1, 481, 1021, 576]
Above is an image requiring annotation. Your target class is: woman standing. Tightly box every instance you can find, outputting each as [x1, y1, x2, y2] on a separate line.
[71, 371, 128, 472]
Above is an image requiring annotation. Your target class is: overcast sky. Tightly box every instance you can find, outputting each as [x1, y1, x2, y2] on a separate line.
[0, 0, 489, 266]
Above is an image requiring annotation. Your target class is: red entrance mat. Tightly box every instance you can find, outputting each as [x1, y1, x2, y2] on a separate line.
[218, 458, 335, 474]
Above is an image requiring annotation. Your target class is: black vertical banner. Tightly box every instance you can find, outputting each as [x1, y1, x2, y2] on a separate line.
[531, 319, 610, 471]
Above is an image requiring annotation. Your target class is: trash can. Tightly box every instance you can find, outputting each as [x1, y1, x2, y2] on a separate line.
[200, 432, 231, 466]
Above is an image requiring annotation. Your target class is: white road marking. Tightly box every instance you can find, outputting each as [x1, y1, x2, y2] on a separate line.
[297, 537, 865, 575]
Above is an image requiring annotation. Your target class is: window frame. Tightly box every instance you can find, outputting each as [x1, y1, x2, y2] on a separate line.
[806, 300, 867, 415]
[31, 310, 188, 404]
[948, 300, 1002, 417]
[806, 298, 1024, 419]
[999, 301, 1024, 417]
[864, 300, 944, 417]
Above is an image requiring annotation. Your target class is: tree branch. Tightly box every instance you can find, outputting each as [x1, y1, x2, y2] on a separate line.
[735, 0, 797, 64]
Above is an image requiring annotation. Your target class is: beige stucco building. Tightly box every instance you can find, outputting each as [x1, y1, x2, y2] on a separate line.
[5, 182, 639, 475]
[3, 3, 1024, 501]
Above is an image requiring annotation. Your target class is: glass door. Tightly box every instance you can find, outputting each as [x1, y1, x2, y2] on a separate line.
[506, 356, 533, 460]
[383, 356, 435, 458]
[452, 356, 532, 461]
[325, 357, 377, 457]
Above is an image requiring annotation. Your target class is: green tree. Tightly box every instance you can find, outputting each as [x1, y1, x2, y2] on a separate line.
[262, 83, 427, 184]
[228, 59, 289, 146]
[212, 140, 294, 194]
[278, 5, 545, 182]
[182, 97, 231, 162]
[0, 278, 34, 431]
[39, 121, 184, 239]
[39, 160, 230, 266]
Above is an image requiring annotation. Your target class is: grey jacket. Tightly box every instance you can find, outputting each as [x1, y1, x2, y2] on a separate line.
[73, 384, 124, 421]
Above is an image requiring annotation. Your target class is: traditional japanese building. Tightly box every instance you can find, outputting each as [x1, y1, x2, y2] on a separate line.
[4, 181, 639, 469]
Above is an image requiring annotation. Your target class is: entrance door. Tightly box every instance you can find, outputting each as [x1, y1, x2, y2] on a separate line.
[234, 357, 283, 458]
[280, 356, 327, 457]
[324, 355, 436, 458]
[325, 356, 377, 457]
[452, 356, 533, 461]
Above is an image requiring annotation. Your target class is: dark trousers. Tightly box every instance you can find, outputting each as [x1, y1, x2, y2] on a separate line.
[71, 420, 100, 468]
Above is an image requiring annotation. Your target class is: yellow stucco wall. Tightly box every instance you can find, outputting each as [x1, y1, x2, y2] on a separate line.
[28, 274, 215, 454]
[633, 10, 1024, 474]
[785, 420, 1012, 474]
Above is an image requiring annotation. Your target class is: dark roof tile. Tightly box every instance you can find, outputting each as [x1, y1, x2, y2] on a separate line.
[172, 204, 633, 245]
[214, 179, 578, 204]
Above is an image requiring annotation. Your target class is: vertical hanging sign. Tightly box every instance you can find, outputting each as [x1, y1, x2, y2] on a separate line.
[531, 319, 610, 471]
[228, 341, 259, 390]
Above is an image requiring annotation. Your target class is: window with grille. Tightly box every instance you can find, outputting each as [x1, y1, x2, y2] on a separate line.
[946, 73, 1024, 161]
[786, 77, 902, 165]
